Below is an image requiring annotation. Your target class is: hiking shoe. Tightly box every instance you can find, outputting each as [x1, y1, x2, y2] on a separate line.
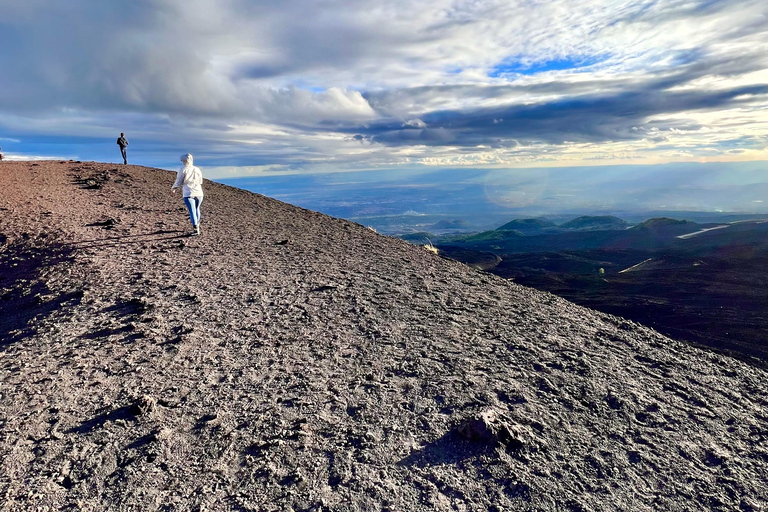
[195, 225, 201, 235]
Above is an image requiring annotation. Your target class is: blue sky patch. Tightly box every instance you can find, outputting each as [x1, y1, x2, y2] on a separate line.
[490, 55, 605, 77]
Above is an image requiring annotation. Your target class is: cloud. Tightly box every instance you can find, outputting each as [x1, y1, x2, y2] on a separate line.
[0, 0, 765, 173]
[351, 83, 767, 147]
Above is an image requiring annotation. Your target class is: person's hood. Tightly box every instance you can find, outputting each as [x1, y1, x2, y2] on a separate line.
[180, 153, 193, 166]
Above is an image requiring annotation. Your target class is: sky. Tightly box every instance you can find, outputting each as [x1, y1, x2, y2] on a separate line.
[0, 0, 766, 186]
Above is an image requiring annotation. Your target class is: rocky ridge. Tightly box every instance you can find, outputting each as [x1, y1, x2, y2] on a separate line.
[0, 161, 766, 511]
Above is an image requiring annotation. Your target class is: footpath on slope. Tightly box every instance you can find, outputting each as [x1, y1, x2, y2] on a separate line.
[1, 160, 767, 512]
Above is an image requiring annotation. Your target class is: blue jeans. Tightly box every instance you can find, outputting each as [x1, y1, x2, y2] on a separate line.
[183, 196, 203, 227]
[120, 147, 127, 164]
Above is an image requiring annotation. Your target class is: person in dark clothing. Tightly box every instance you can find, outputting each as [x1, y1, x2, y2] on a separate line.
[117, 133, 129, 164]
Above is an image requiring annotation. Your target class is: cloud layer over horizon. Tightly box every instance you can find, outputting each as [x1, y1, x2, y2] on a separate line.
[1, 0, 766, 175]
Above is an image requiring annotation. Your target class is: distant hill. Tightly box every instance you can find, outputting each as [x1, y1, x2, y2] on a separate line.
[430, 219, 472, 231]
[458, 229, 521, 242]
[438, 215, 768, 361]
[399, 232, 435, 244]
[559, 215, 629, 231]
[626, 217, 704, 239]
[631, 217, 696, 230]
[496, 218, 557, 233]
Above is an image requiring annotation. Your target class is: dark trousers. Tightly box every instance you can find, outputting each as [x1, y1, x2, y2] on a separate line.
[120, 147, 127, 164]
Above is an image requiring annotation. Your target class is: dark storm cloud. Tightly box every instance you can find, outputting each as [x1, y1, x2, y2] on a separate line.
[361, 46, 768, 118]
[349, 82, 767, 147]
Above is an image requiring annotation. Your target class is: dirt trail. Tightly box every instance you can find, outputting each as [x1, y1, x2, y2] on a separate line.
[1, 161, 767, 511]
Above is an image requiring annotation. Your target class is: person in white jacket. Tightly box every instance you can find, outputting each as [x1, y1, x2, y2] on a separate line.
[171, 153, 204, 235]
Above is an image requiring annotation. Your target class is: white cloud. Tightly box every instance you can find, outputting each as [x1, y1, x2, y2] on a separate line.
[0, 0, 765, 174]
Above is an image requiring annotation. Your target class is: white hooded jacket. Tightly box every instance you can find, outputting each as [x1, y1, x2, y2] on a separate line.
[172, 153, 204, 198]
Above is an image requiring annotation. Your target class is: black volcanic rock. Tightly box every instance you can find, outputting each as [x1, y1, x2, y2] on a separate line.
[559, 215, 629, 231]
[435, 246, 502, 270]
[1, 161, 767, 511]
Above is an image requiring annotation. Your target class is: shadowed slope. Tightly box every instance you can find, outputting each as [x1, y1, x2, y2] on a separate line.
[1, 161, 767, 511]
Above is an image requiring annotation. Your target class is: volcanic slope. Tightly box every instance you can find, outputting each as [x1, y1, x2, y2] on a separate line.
[1, 161, 766, 512]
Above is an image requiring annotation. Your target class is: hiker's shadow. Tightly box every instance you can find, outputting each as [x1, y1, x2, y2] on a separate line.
[397, 430, 489, 468]
[0, 242, 81, 349]
[68, 229, 188, 248]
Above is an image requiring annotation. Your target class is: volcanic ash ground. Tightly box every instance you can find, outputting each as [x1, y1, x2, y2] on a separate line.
[1, 160, 767, 511]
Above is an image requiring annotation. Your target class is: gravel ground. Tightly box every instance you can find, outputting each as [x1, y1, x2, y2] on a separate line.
[1, 160, 767, 511]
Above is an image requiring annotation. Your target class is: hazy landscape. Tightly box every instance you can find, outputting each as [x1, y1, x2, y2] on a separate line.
[221, 165, 768, 368]
[219, 162, 768, 236]
[420, 215, 767, 364]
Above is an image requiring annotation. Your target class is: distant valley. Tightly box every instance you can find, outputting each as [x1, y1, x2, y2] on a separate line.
[221, 170, 767, 362]
[401, 214, 768, 363]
